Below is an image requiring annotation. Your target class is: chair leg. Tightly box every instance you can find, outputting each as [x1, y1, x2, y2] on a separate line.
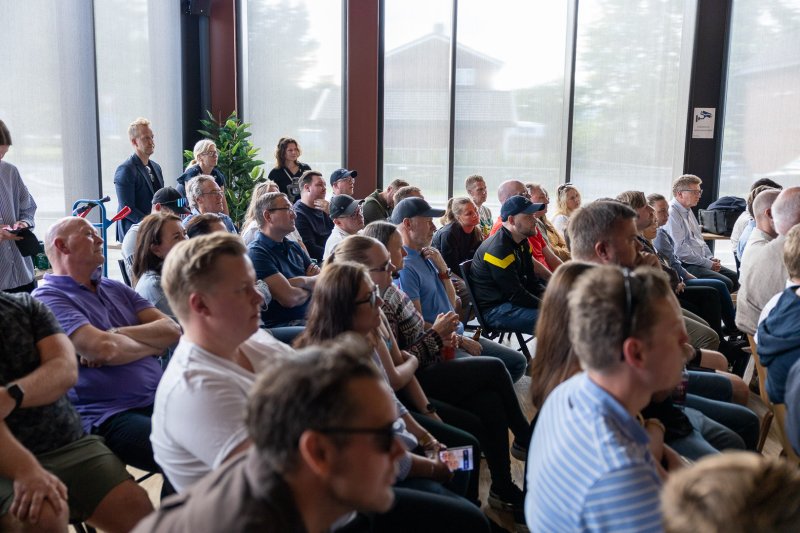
[515, 332, 532, 360]
[756, 410, 774, 453]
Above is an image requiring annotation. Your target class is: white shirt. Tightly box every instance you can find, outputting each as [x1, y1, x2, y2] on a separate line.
[151, 329, 294, 492]
[323, 225, 352, 260]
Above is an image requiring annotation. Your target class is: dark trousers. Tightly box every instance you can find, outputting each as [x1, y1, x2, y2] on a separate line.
[684, 264, 739, 293]
[416, 357, 531, 490]
[93, 405, 174, 498]
[679, 286, 723, 336]
[4, 280, 36, 294]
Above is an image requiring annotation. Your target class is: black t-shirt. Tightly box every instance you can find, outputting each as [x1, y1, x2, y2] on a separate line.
[1, 292, 84, 454]
[267, 163, 311, 203]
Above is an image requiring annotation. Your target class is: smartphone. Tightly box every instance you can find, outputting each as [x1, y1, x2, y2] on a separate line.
[439, 445, 474, 472]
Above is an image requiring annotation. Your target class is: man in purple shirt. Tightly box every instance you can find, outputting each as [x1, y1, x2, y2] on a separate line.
[33, 217, 180, 491]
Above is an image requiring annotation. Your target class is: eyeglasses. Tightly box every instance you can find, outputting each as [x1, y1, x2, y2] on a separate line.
[318, 420, 402, 453]
[338, 177, 355, 184]
[354, 284, 381, 308]
[621, 269, 638, 360]
[200, 190, 224, 197]
[267, 206, 293, 213]
[679, 189, 703, 196]
[369, 260, 394, 273]
[201, 151, 219, 157]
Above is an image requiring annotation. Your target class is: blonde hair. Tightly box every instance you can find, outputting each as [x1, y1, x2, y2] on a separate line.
[784, 223, 800, 280]
[162, 233, 247, 323]
[464, 174, 485, 191]
[661, 452, 800, 533]
[127, 117, 151, 140]
[186, 139, 217, 170]
[242, 181, 275, 231]
[440, 197, 482, 240]
[555, 183, 580, 216]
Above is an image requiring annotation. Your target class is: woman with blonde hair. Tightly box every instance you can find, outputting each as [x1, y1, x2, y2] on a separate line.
[552, 182, 581, 238]
[176, 139, 229, 215]
[525, 183, 570, 261]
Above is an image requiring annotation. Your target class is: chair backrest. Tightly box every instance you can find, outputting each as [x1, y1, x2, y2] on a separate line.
[460, 260, 492, 332]
[118, 258, 132, 288]
[748, 334, 800, 463]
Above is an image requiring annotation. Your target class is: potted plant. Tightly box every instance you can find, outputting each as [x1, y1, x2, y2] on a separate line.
[185, 111, 265, 228]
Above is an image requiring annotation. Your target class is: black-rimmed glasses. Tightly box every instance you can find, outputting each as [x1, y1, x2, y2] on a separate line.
[317, 420, 401, 453]
[369, 260, 394, 273]
[679, 189, 703, 195]
[355, 284, 381, 308]
[267, 207, 293, 212]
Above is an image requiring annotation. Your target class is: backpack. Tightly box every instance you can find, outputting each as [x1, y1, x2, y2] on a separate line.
[699, 196, 746, 236]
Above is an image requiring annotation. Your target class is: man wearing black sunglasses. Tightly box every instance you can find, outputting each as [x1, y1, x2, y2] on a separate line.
[135, 335, 405, 533]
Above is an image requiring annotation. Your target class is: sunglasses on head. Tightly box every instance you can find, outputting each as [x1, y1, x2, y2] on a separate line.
[621, 269, 638, 360]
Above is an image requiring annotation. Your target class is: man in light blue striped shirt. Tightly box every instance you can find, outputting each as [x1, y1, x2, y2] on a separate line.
[526, 265, 690, 532]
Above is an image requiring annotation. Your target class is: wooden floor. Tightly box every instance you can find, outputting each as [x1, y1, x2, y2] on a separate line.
[82, 343, 789, 533]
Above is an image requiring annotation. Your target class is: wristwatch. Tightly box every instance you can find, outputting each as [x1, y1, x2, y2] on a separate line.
[438, 268, 451, 280]
[6, 383, 24, 413]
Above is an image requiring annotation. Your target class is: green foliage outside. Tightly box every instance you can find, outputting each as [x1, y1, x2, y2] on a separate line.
[184, 111, 265, 228]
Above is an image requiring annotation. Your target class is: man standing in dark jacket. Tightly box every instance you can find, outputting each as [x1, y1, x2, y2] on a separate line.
[469, 196, 546, 334]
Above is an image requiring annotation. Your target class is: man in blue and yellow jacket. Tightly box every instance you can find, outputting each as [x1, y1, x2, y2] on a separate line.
[469, 196, 547, 334]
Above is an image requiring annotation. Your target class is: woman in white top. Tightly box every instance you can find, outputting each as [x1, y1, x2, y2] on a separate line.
[552, 182, 581, 238]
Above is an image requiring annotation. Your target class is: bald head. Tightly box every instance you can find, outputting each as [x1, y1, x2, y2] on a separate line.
[497, 180, 526, 203]
[44, 216, 104, 275]
[752, 188, 781, 237]
[771, 187, 800, 236]
[45, 217, 83, 258]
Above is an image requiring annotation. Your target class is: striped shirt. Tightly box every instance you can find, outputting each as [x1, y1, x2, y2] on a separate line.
[525, 373, 663, 532]
[0, 160, 37, 290]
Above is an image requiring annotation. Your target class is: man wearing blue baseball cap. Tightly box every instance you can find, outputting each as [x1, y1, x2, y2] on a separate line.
[468, 195, 547, 334]
[330, 168, 357, 197]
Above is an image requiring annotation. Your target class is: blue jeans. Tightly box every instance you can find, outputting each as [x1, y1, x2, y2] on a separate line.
[482, 302, 538, 336]
[687, 370, 732, 403]
[687, 394, 759, 451]
[685, 278, 735, 329]
[684, 264, 739, 293]
[456, 338, 527, 383]
[266, 326, 304, 345]
[669, 405, 745, 460]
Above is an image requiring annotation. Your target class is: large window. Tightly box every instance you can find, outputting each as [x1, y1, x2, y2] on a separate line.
[719, 1, 800, 196]
[0, 0, 99, 232]
[95, 0, 184, 230]
[571, 0, 695, 200]
[382, 0, 695, 206]
[454, 0, 570, 212]
[241, 0, 344, 181]
[383, 0, 453, 206]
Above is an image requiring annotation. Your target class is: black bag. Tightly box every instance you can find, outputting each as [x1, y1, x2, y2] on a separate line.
[699, 196, 746, 236]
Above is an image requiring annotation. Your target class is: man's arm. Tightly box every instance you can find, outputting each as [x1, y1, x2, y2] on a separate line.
[532, 257, 553, 280]
[542, 245, 563, 272]
[0, 333, 77, 420]
[69, 310, 179, 367]
[665, 208, 712, 268]
[265, 272, 312, 308]
[0, 422, 68, 525]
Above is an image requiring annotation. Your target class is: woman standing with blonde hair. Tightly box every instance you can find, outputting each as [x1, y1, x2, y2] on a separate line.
[176, 139, 229, 215]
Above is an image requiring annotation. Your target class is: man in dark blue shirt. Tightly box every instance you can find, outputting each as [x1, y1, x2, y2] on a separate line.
[248, 192, 319, 327]
[292, 171, 334, 263]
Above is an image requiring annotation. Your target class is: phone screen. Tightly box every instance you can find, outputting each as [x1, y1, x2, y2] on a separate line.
[439, 445, 473, 472]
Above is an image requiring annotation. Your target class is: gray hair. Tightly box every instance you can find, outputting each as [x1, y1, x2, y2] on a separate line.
[187, 175, 217, 209]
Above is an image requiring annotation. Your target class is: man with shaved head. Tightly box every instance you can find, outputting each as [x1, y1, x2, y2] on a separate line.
[491, 180, 562, 279]
[737, 187, 800, 334]
[33, 217, 180, 493]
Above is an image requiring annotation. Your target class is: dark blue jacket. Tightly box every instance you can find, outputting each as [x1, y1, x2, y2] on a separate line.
[113, 154, 164, 240]
[176, 166, 227, 199]
[757, 286, 800, 403]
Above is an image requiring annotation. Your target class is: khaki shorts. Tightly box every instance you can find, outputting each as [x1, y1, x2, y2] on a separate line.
[0, 435, 132, 521]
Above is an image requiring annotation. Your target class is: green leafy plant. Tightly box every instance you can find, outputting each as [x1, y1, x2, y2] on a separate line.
[184, 110, 265, 229]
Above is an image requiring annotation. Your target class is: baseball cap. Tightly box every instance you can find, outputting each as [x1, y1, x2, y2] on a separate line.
[500, 196, 545, 221]
[330, 168, 358, 185]
[330, 194, 359, 219]
[390, 198, 445, 224]
[152, 186, 191, 215]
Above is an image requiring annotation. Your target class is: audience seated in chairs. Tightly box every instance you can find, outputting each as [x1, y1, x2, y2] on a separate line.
[151, 232, 294, 492]
[294, 262, 492, 532]
[135, 336, 409, 533]
[730, 178, 783, 261]
[247, 192, 319, 328]
[525, 183, 571, 261]
[323, 194, 364, 260]
[464, 174, 493, 239]
[131, 213, 187, 320]
[491, 180, 562, 278]
[392, 197, 528, 383]
[0, 291, 152, 533]
[184, 212, 228, 239]
[737, 186, 779, 262]
[182, 175, 237, 234]
[755, 223, 800, 404]
[32, 216, 181, 497]
[240, 180, 307, 250]
[737, 186, 800, 335]
[362, 178, 409, 225]
[292, 170, 333, 263]
[551, 182, 581, 238]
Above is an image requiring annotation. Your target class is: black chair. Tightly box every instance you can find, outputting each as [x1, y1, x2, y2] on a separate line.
[118, 258, 132, 287]
[459, 259, 533, 361]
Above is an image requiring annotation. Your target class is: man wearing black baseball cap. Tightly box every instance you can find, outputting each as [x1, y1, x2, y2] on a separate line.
[468, 195, 547, 335]
[121, 186, 191, 268]
[323, 195, 365, 260]
[330, 168, 357, 197]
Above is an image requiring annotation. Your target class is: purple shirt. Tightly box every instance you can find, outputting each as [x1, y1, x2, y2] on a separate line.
[33, 272, 163, 432]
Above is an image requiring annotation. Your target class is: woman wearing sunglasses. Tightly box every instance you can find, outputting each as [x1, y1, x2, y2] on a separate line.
[294, 261, 490, 532]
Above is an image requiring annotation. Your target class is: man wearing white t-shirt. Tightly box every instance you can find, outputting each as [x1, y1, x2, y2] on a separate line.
[151, 232, 294, 491]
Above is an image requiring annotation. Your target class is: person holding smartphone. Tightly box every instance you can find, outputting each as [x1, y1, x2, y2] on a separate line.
[0, 120, 38, 294]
